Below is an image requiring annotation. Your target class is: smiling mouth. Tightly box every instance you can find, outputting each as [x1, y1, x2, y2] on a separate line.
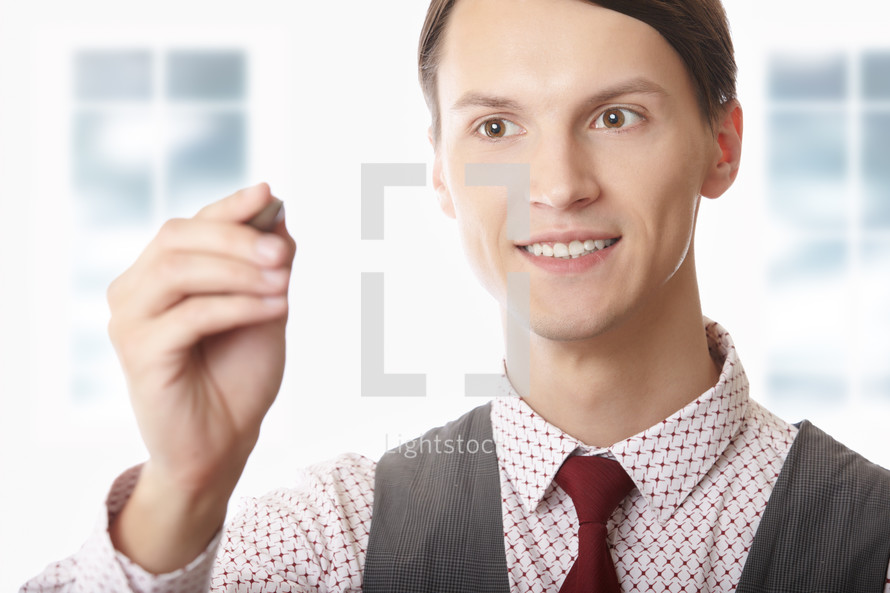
[522, 238, 620, 259]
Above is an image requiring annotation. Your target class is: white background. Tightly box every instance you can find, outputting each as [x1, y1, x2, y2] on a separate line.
[1, 0, 889, 589]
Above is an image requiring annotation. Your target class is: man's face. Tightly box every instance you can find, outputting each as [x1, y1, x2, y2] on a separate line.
[433, 0, 731, 342]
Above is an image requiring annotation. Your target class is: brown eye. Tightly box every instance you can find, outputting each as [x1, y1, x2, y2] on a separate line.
[603, 109, 626, 128]
[594, 107, 643, 130]
[483, 119, 506, 138]
[476, 118, 521, 139]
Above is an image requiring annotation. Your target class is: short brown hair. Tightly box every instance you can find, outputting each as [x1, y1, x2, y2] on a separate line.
[418, 0, 737, 142]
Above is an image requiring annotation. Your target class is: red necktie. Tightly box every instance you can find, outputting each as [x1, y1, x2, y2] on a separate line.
[555, 456, 635, 593]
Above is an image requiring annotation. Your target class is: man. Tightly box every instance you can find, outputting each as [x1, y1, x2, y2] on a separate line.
[22, 0, 890, 591]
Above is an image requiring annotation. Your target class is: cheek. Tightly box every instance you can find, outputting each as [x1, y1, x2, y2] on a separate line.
[443, 151, 508, 249]
[448, 183, 511, 298]
[440, 141, 519, 303]
[455, 195, 506, 252]
[621, 135, 705, 264]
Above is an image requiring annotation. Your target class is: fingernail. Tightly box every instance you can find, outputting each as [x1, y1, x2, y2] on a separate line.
[256, 235, 284, 262]
[262, 296, 288, 308]
[262, 268, 289, 286]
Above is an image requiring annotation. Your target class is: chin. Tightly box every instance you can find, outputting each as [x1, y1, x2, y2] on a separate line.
[527, 312, 619, 343]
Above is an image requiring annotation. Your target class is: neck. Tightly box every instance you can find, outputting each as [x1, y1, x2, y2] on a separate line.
[505, 262, 720, 448]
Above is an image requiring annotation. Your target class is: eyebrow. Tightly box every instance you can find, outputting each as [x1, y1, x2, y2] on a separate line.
[449, 77, 669, 113]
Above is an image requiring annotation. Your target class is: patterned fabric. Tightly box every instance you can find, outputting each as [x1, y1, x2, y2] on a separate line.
[20, 320, 890, 592]
[492, 320, 803, 592]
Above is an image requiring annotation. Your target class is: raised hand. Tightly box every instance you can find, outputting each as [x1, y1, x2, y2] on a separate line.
[106, 183, 296, 572]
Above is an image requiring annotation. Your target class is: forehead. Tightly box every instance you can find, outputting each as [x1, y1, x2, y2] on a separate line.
[437, 0, 693, 112]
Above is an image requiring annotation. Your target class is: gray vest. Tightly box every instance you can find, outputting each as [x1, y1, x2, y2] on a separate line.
[364, 403, 890, 593]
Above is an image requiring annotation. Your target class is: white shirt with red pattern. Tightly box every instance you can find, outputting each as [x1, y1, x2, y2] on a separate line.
[21, 320, 890, 592]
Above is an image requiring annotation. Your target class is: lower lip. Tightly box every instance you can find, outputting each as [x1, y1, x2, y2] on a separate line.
[517, 240, 620, 274]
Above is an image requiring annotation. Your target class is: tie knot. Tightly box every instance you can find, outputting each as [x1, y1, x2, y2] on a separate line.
[555, 456, 634, 525]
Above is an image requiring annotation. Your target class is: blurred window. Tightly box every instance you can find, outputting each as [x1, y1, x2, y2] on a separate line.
[769, 54, 847, 101]
[766, 50, 890, 403]
[167, 50, 246, 100]
[862, 112, 890, 229]
[863, 52, 890, 100]
[70, 48, 248, 402]
[75, 50, 153, 100]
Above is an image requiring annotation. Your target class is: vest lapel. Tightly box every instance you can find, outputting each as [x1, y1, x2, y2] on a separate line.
[737, 421, 890, 592]
[364, 403, 510, 593]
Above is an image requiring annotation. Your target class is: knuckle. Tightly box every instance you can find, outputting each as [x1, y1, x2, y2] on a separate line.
[106, 316, 119, 344]
[107, 264, 136, 308]
[106, 276, 120, 306]
[157, 218, 188, 246]
[181, 295, 215, 325]
[156, 252, 188, 282]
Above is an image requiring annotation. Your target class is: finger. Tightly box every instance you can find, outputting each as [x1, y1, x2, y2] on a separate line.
[268, 205, 298, 266]
[195, 183, 279, 224]
[148, 217, 293, 268]
[153, 294, 289, 353]
[120, 252, 291, 320]
[108, 217, 295, 322]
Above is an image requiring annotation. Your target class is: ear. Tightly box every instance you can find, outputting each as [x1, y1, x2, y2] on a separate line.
[429, 127, 456, 219]
[700, 100, 743, 199]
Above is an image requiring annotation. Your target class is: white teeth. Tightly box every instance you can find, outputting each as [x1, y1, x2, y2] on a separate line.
[568, 240, 584, 257]
[523, 238, 618, 258]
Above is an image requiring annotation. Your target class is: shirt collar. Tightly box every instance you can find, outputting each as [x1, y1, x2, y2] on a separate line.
[490, 318, 749, 525]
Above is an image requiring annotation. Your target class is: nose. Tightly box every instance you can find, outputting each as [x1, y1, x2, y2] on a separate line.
[529, 131, 600, 210]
